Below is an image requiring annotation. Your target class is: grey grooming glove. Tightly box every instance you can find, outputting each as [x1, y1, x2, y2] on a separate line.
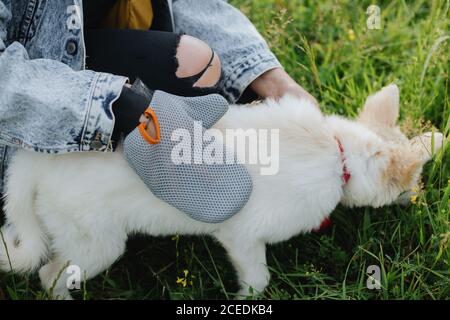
[123, 90, 253, 223]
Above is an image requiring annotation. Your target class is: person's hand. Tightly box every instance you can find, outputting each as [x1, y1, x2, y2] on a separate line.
[250, 68, 319, 108]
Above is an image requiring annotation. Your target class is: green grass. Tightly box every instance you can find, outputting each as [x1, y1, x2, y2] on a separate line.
[1, 0, 449, 300]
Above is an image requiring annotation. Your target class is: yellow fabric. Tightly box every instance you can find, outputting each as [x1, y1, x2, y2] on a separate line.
[102, 0, 153, 30]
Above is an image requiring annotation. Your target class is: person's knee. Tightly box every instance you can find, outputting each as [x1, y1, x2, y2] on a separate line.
[175, 35, 221, 88]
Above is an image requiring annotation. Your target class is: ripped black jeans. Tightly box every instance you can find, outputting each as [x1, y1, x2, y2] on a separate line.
[84, 29, 220, 140]
[85, 29, 218, 96]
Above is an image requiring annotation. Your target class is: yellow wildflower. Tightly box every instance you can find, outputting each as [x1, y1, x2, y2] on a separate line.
[176, 277, 187, 287]
[348, 29, 356, 41]
[176, 270, 193, 288]
[410, 195, 418, 204]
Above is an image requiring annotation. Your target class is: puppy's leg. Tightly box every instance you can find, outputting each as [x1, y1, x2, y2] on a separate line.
[39, 259, 72, 300]
[218, 237, 270, 298]
[39, 235, 126, 300]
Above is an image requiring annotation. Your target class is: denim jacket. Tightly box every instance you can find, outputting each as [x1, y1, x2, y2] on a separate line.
[0, 0, 281, 192]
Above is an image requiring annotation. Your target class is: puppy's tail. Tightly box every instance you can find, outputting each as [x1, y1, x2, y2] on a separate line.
[0, 153, 48, 273]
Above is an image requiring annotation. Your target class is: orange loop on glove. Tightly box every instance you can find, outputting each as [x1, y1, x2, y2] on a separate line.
[138, 107, 161, 144]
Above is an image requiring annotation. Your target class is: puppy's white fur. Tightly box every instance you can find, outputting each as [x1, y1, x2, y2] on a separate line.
[0, 85, 443, 299]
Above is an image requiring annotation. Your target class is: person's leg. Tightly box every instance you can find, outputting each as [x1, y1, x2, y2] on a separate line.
[175, 35, 221, 89]
[85, 29, 221, 96]
[86, 29, 227, 143]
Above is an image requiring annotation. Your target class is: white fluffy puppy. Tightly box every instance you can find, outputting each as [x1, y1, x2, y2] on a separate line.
[0, 84, 443, 299]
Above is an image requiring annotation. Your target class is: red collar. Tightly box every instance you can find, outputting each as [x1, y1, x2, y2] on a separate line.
[335, 137, 351, 185]
[313, 137, 351, 233]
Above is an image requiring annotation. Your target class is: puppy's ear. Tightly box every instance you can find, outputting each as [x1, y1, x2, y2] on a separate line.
[358, 84, 400, 128]
[410, 131, 444, 163]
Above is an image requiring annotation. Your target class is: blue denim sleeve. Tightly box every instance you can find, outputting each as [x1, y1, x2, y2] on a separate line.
[0, 1, 9, 52]
[172, 0, 282, 103]
[0, 1, 128, 154]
